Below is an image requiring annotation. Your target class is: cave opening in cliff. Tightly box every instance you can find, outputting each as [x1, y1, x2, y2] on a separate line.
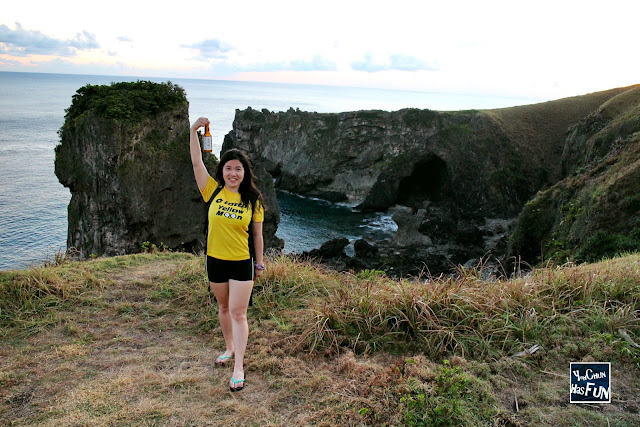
[396, 156, 449, 207]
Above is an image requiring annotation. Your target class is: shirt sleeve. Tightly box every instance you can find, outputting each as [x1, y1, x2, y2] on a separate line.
[252, 200, 265, 222]
[199, 176, 218, 202]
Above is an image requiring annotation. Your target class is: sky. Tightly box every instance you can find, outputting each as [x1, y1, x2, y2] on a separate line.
[1, 0, 639, 101]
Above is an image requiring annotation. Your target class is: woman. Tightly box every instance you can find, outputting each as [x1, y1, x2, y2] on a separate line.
[189, 117, 265, 392]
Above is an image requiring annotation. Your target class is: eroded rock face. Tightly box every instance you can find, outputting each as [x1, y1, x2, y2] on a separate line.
[55, 106, 200, 256]
[223, 107, 552, 216]
[251, 162, 284, 252]
[222, 107, 537, 274]
[55, 82, 282, 258]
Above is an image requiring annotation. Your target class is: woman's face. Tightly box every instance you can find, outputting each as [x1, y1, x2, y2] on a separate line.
[222, 159, 244, 191]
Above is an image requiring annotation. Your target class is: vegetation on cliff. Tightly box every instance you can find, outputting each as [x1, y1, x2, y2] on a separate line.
[2, 252, 639, 425]
[61, 80, 187, 125]
[509, 85, 640, 263]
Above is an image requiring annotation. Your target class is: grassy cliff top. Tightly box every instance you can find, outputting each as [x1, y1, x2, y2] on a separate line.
[486, 86, 634, 140]
[62, 80, 187, 125]
[1, 252, 639, 425]
[484, 85, 639, 179]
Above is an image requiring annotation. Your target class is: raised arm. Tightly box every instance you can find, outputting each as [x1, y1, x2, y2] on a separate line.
[190, 117, 211, 190]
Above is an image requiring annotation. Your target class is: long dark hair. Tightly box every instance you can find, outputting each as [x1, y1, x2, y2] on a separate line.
[215, 148, 264, 210]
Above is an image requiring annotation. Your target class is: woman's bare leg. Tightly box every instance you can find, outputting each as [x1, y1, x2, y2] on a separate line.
[210, 282, 234, 359]
[228, 279, 254, 387]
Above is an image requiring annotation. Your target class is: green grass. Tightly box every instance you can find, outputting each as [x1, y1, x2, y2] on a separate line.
[61, 80, 187, 125]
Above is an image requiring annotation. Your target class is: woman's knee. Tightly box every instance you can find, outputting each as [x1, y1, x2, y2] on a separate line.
[230, 306, 247, 322]
[218, 303, 230, 315]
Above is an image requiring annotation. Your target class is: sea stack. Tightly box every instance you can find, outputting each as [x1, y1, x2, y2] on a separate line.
[54, 81, 282, 258]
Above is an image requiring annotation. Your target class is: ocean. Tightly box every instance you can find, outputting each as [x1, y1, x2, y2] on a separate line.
[0, 71, 539, 270]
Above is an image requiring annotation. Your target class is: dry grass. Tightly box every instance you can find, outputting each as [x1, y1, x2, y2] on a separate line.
[485, 86, 635, 156]
[1, 252, 639, 426]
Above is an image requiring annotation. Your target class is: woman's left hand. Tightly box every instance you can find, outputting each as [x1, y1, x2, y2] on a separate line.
[254, 262, 265, 278]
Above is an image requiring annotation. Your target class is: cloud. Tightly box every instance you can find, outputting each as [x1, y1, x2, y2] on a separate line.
[350, 53, 386, 73]
[351, 52, 438, 72]
[0, 56, 25, 67]
[69, 31, 99, 50]
[389, 54, 438, 72]
[117, 36, 133, 42]
[0, 23, 99, 57]
[183, 38, 234, 59]
[256, 55, 337, 72]
[296, 55, 337, 71]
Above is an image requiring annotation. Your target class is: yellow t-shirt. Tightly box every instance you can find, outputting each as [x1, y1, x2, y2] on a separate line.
[200, 176, 264, 261]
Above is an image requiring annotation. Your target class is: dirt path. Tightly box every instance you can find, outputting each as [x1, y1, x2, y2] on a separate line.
[1, 260, 330, 426]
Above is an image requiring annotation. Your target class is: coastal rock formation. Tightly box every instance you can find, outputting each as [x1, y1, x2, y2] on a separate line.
[223, 85, 639, 274]
[55, 81, 282, 258]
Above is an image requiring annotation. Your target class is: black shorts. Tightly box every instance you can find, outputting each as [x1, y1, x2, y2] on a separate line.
[206, 256, 254, 283]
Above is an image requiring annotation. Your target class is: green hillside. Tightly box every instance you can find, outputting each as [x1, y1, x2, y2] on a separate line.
[485, 86, 632, 184]
[507, 85, 640, 263]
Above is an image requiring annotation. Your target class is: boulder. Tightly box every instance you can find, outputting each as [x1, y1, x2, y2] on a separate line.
[305, 237, 350, 260]
[354, 239, 379, 259]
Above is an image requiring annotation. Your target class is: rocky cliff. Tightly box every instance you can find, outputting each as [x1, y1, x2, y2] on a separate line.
[223, 85, 639, 275]
[55, 81, 281, 258]
[509, 85, 640, 263]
